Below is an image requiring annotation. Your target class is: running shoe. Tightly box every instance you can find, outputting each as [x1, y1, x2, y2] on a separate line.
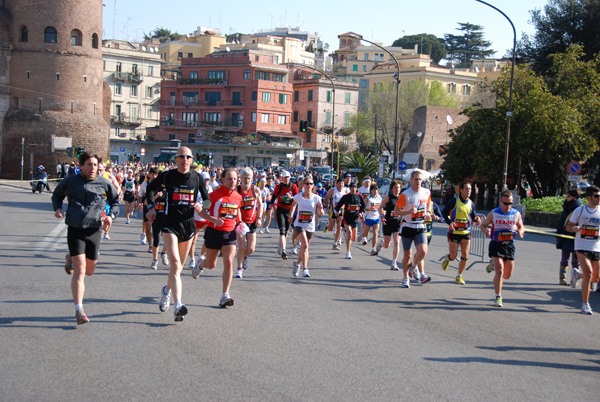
[189, 257, 196, 271]
[265, 228, 270, 234]
[390, 261, 400, 271]
[174, 304, 188, 322]
[161, 252, 169, 266]
[371, 248, 378, 256]
[302, 268, 310, 278]
[147, 245, 152, 253]
[332, 244, 340, 250]
[191, 263, 204, 279]
[494, 296, 503, 307]
[141, 233, 147, 245]
[591, 282, 598, 292]
[103, 233, 110, 240]
[420, 274, 431, 284]
[441, 255, 450, 271]
[317, 223, 321, 230]
[486, 262, 495, 273]
[292, 247, 298, 255]
[362, 238, 368, 246]
[571, 268, 582, 289]
[455, 274, 465, 285]
[293, 261, 300, 277]
[75, 307, 89, 325]
[259, 229, 263, 234]
[242, 256, 248, 270]
[323, 226, 328, 233]
[126, 218, 130, 224]
[281, 250, 288, 260]
[401, 276, 410, 288]
[559, 277, 569, 286]
[376, 240, 383, 253]
[64, 253, 73, 275]
[159, 286, 171, 312]
[346, 251, 352, 260]
[357, 234, 363, 242]
[151, 260, 158, 270]
[219, 293, 234, 308]
[235, 268, 243, 278]
[581, 303, 593, 315]
[409, 264, 421, 281]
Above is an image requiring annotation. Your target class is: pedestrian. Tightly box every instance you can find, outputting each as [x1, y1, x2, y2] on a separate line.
[440, 181, 481, 285]
[566, 185, 600, 315]
[556, 188, 581, 286]
[480, 190, 525, 307]
[52, 152, 120, 324]
[145, 146, 211, 321]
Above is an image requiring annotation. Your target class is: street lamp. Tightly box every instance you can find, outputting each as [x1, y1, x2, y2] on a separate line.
[289, 63, 336, 171]
[416, 131, 423, 169]
[475, 0, 516, 190]
[349, 34, 400, 175]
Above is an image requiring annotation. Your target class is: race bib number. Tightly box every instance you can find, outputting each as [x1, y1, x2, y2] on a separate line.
[173, 188, 195, 203]
[241, 196, 255, 210]
[412, 209, 425, 223]
[370, 203, 380, 211]
[155, 201, 165, 211]
[220, 202, 238, 220]
[298, 211, 313, 223]
[581, 225, 599, 240]
[347, 204, 360, 212]
[497, 231, 515, 242]
[454, 219, 469, 230]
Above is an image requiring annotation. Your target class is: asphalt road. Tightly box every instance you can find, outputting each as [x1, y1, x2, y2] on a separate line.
[0, 181, 598, 401]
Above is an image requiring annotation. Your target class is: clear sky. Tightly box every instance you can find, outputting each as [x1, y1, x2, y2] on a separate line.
[102, 0, 550, 58]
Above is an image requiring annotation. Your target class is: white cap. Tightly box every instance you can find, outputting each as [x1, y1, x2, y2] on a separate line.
[281, 171, 291, 178]
[201, 172, 210, 180]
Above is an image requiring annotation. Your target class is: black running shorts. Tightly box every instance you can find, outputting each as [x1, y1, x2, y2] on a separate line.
[489, 241, 515, 260]
[67, 226, 102, 261]
[162, 218, 195, 242]
[204, 226, 237, 249]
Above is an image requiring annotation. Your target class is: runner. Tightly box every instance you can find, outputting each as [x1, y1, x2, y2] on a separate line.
[207, 170, 221, 191]
[323, 179, 349, 248]
[257, 178, 270, 234]
[393, 171, 432, 288]
[145, 147, 210, 321]
[188, 171, 212, 270]
[289, 176, 324, 277]
[377, 180, 403, 269]
[357, 177, 372, 241]
[479, 189, 525, 307]
[137, 168, 155, 253]
[192, 168, 243, 308]
[334, 181, 366, 260]
[121, 169, 138, 224]
[566, 185, 600, 315]
[440, 182, 481, 285]
[235, 168, 263, 278]
[315, 183, 327, 230]
[52, 152, 120, 324]
[146, 168, 170, 270]
[361, 184, 382, 255]
[556, 189, 581, 285]
[262, 175, 275, 233]
[272, 171, 299, 260]
[97, 163, 121, 240]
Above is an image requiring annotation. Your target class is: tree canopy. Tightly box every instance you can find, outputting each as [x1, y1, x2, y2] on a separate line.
[392, 34, 447, 64]
[444, 22, 495, 68]
[143, 27, 183, 43]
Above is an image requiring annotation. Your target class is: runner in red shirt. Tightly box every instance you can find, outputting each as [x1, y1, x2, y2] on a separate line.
[193, 168, 243, 308]
[235, 168, 263, 278]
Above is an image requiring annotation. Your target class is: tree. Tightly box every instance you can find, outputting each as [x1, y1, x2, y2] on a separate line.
[518, 0, 600, 74]
[392, 34, 447, 64]
[340, 152, 379, 181]
[143, 27, 182, 43]
[444, 23, 495, 68]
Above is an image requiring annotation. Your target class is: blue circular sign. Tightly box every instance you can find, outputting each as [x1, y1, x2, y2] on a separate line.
[568, 161, 581, 175]
[398, 161, 407, 170]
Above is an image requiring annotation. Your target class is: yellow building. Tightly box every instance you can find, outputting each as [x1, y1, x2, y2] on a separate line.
[214, 35, 316, 66]
[158, 33, 226, 78]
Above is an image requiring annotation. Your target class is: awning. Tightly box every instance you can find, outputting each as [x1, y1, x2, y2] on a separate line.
[257, 131, 297, 139]
[156, 153, 171, 163]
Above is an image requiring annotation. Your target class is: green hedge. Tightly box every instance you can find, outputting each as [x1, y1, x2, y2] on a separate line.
[522, 195, 587, 213]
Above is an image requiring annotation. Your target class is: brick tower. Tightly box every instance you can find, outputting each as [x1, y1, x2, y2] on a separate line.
[0, 0, 109, 179]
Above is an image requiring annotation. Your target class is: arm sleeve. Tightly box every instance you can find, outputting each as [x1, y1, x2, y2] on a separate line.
[106, 180, 120, 218]
[441, 197, 456, 225]
[51, 178, 66, 211]
[335, 194, 347, 212]
[359, 195, 366, 213]
[470, 201, 478, 220]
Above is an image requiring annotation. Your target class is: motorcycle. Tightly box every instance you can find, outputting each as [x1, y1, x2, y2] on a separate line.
[30, 170, 50, 193]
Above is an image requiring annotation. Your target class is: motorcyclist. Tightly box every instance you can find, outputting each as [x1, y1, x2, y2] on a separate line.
[33, 165, 51, 192]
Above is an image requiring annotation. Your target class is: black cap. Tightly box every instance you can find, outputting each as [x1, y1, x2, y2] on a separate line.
[350, 181, 358, 187]
[345, 173, 352, 178]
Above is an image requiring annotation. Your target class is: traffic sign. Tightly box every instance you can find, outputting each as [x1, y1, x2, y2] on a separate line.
[348, 168, 362, 172]
[140, 147, 146, 156]
[120, 147, 125, 153]
[398, 161, 407, 170]
[568, 175, 581, 182]
[568, 161, 581, 175]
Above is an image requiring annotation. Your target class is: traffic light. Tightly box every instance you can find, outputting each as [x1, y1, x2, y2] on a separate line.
[202, 154, 209, 166]
[196, 153, 202, 163]
[66, 147, 73, 157]
[75, 146, 85, 157]
[299, 120, 308, 132]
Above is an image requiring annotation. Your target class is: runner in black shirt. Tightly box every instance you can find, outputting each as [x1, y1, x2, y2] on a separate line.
[145, 147, 210, 322]
[334, 181, 365, 260]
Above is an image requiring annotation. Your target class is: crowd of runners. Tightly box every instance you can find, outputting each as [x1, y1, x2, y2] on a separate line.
[51, 147, 600, 324]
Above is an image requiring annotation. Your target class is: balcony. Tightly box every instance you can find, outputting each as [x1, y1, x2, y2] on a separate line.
[178, 78, 228, 86]
[111, 114, 142, 127]
[160, 119, 224, 128]
[112, 72, 143, 83]
[160, 100, 244, 108]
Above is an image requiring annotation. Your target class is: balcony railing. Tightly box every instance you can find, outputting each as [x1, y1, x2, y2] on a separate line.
[111, 115, 142, 126]
[160, 119, 224, 128]
[112, 72, 143, 83]
[160, 100, 244, 108]
[178, 78, 228, 86]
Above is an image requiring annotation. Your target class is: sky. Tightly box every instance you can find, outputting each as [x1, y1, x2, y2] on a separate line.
[102, 0, 551, 58]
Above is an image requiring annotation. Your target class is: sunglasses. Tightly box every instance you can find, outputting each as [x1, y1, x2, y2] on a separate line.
[305, 182, 314, 185]
[175, 154, 193, 159]
[592, 194, 600, 199]
[501, 200, 513, 205]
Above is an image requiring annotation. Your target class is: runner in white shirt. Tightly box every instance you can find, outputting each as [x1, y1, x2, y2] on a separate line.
[357, 177, 372, 242]
[361, 184, 382, 256]
[323, 179, 349, 250]
[567, 185, 600, 315]
[289, 176, 324, 278]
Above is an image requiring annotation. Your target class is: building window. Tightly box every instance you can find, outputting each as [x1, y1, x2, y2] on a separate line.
[44, 27, 57, 43]
[345, 93, 351, 104]
[326, 91, 332, 103]
[293, 111, 298, 122]
[178, 52, 183, 60]
[182, 112, 198, 122]
[146, 107, 152, 119]
[448, 83, 456, 93]
[188, 52, 193, 58]
[307, 110, 312, 125]
[308, 90, 313, 101]
[148, 65, 153, 76]
[146, 86, 153, 98]
[255, 71, 270, 81]
[188, 133, 195, 143]
[261, 113, 270, 123]
[294, 91, 299, 102]
[115, 104, 121, 116]
[344, 113, 350, 127]
[169, 133, 176, 140]
[272, 73, 287, 82]
[306, 132, 312, 143]
[251, 112, 257, 122]
[189, 71, 198, 79]
[463, 84, 471, 95]
[115, 83, 121, 95]
[252, 91, 257, 101]
[360, 79, 368, 88]
[92, 33, 99, 49]
[83, 75, 87, 83]
[20, 26, 28, 42]
[277, 115, 287, 124]
[362, 65, 367, 72]
[262, 92, 271, 102]
[352, 64, 358, 71]
[208, 70, 225, 82]
[243, 70, 251, 80]
[364, 53, 369, 61]
[205, 91, 221, 105]
[131, 85, 138, 97]
[70, 29, 82, 46]
[56, 73, 60, 81]
[38, 98, 43, 112]
[204, 112, 221, 122]
[116, 62, 122, 72]
[132, 64, 138, 74]
[325, 111, 331, 128]
[274, 55, 279, 64]
[343, 135, 349, 145]
[279, 94, 288, 104]
[26, 71, 30, 79]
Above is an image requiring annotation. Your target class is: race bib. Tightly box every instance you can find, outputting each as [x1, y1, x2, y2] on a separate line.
[497, 231, 515, 242]
[454, 219, 469, 230]
[172, 188, 195, 204]
[155, 201, 165, 211]
[220, 202, 239, 220]
[298, 211, 313, 223]
[241, 196, 255, 210]
[581, 225, 599, 240]
[347, 204, 360, 212]
[412, 209, 425, 223]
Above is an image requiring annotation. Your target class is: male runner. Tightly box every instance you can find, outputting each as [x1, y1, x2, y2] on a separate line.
[272, 171, 299, 259]
[480, 190, 525, 307]
[235, 168, 263, 278]
[52, 153, 120, 324]
[122, 169, 138, 224]
[335, 181, 366, 260]
[145, 147, 210, 321]
[323, 179, 349, 248]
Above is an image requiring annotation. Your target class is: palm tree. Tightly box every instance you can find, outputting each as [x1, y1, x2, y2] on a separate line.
[340, 152, 379, 182]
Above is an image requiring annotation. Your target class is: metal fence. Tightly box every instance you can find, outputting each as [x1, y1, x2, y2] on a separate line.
[466, 214, 490, 270]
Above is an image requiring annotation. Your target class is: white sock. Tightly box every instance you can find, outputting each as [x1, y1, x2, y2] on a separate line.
[75, 304, 82, 311]
[175, 301, 182, 309]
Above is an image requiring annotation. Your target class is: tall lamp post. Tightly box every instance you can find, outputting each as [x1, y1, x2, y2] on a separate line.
[349, 34, 400, 175]
[475, 0, 516, 190]
[289, 63, 336, 171]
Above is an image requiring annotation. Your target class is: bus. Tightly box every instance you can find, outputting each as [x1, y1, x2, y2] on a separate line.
[313, 165, 331, 177]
